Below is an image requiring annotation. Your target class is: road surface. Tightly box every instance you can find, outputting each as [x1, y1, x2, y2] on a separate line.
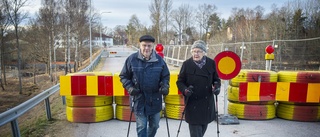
[68, 46, 320, 137]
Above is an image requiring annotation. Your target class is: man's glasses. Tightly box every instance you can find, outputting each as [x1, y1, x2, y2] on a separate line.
[141, 44, 153, 48]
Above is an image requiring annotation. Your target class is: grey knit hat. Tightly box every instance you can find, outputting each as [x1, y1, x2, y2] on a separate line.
[191, 40, 207, 53]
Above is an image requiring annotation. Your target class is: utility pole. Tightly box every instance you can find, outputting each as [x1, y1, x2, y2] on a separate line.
[99, 12, 111, 48]
[89, 0, 92, 62]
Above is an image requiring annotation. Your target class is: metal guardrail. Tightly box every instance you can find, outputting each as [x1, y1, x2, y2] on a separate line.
[0, 84, 60, 136]
[0, 51, 103, 137]
[80, 51, 103, 72]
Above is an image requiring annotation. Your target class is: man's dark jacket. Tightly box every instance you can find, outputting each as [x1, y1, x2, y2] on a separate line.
[120, 50, 170, 115]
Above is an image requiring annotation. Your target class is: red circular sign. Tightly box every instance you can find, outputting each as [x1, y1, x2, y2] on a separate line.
[156, 44, 164, 52]
[265, 45, 274, 54]
[214, 51, 241, 80]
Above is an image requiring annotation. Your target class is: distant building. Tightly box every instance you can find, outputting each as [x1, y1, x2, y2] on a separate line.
[85, 33, 113, 48]
[227, 27, 233, 41]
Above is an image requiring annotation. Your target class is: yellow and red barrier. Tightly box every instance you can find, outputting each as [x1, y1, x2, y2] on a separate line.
[65, 96, 113, 107]
[60, 71, 320, 104]
[228, 102, 276, 120]
[60, 71, 181, 96]
[278, 71, 320, 83]
[276, 103, 320, 122]
[60, 70, 320, 122]
[168, 71, 181, 95]
[60, 72, 113, 96]
[112, 73, 129, 96]
[230, 70, 278, 87]
[239, 82, 320, 103]
[66, 105, 114, 122]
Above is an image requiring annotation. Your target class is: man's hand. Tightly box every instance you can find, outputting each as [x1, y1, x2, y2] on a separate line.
[159, 84, 169, 95]
[128, 87, 140, 95]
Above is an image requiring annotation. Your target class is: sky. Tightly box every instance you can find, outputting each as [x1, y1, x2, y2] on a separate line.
[23, 0, 289, 29]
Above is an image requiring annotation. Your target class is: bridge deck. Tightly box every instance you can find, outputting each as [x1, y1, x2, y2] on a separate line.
[65, 46, 320, 137]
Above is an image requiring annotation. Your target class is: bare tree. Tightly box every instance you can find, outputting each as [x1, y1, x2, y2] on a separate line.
[149, 0, 162, 43]
[170, 4, 193, 45]
[37, 0, 61, 82]
[65, 0, 89, 72]
[113, 25, 127, 45]
[4, 0, 28, 94]
[126, 14, 143, 46]
[0, 2, 10, 87]
[163, 0, 172, 45]
[195, 3, 217, 42]
[170, 9, 183, 45]
[23, 18, 40, 84]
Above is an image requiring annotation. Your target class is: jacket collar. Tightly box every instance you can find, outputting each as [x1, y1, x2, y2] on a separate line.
[137, 50, 158, 62]
[187, 56, 211, 77]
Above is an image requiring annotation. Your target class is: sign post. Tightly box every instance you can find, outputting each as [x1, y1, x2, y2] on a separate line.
[214, 51, 241, 125]
[265, 45, 275, 71]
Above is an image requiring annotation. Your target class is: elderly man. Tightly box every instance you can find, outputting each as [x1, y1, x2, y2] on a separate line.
[120, 35, 170, 137]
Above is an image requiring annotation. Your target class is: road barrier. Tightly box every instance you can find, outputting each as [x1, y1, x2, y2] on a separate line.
[60, 71, 182, 96]
[59, 69, 320, 122]
[228, 70, 320, 121]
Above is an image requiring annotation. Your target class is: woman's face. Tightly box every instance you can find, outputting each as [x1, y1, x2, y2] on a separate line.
[191, 48, 204, 61]
[140, 41, 154, 59]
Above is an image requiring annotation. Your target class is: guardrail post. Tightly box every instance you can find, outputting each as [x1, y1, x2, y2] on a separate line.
[176, 46, 181, 66]
[221, 43, 224, 52]
[184, 46, 188, 61]
[10, 119, 21, 137]
[45, 98, 52, 120]
[62, 96, 66, 105]
[171, 47, 175, 64]
[166, 46, 170, 62]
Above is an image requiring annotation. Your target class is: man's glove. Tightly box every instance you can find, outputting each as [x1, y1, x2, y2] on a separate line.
[159, 84, 169, 95]
[127, 87, 140, 95]
[213, 82, 220, 95]
[184, 85, 193, 97]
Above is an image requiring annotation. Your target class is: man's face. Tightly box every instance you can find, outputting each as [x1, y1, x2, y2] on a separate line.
[140, 41, 154, 58]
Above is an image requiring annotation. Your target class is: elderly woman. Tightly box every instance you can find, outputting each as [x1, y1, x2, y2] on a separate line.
[176, 40, 221, 137]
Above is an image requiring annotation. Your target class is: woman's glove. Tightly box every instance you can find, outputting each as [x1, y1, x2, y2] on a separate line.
[184, 85, 193, 97]
[213, 82, 220, 95]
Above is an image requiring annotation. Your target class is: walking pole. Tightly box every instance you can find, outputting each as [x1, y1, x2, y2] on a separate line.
[163, 95, 170, 137]
[176, 85, 193, 137]
[215, 94, 220, 137]
[126, 96, 134, 137]
[176, 96, 188, 137]
[127, 79, 139, 137]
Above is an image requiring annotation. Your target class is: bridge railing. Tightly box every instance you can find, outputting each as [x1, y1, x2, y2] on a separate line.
[164, 37, 320, 71]
[0, 51, 103, 137]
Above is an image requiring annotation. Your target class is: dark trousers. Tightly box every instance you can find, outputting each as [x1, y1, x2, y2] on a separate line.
[188, 124, 208, 137]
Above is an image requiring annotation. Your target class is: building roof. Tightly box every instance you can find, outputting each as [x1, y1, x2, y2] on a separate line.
[92, 33, 113, 38]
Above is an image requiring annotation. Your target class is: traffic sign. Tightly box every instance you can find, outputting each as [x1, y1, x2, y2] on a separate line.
[214, 51, 241, 80]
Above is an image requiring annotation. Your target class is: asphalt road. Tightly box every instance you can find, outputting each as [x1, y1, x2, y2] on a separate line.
[69, 46, 320, 137]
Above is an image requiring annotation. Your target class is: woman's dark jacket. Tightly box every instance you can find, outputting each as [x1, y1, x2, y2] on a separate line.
[176, 56, 221, 124]
[120, 50, 170, 116]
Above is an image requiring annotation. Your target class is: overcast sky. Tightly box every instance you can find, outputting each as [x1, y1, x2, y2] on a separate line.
[23, 0, 288, 29]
